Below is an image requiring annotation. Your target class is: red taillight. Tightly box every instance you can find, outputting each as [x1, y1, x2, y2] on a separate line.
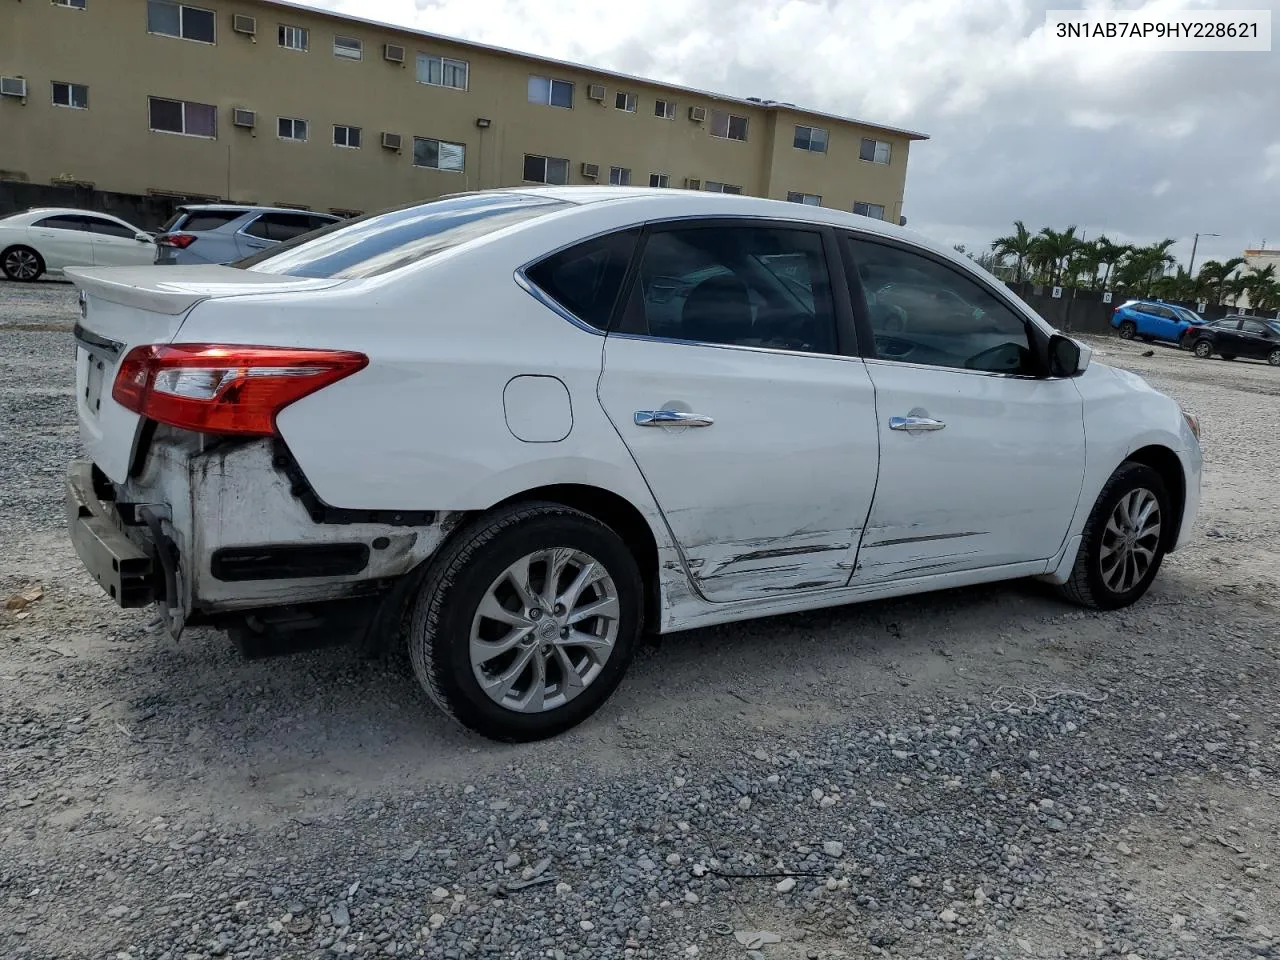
[156, 233, 197, 249]
[112, 344, 368, 437]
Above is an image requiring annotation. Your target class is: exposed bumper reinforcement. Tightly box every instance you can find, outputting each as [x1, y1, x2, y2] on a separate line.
[65, 459, 157, 608]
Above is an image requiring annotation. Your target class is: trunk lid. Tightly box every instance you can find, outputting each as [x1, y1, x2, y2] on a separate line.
[67, 266, 347, 482]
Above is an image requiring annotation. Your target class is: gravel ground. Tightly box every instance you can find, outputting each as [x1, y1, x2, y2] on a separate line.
[1, 281, 1277, 960]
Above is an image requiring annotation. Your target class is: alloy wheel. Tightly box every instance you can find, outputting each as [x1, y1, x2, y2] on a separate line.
[4, 249, 40, 281]
[1098, 488, 1161, 594]
[1194, 341, 1212, 359]
[469, 548, 620, 713]
[1270, 349, 1280, 367]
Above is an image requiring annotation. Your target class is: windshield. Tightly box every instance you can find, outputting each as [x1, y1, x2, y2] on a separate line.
[1171, 305, 1203, 323]
[234, 193, 571, 279]
[1268, 321, 1280, 336]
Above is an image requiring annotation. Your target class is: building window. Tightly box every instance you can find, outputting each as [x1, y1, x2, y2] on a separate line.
[146, 1, 215, 44]
[333, 124, 361, 148]
[278, 116, 308, 141]
[787, 192, 821, 206]
[279, 24, 308, 51]
[416, 53, 468, 90]
[793, 125, 828, 153]
[333, 35, 362, 60]
[859, 138, 892, 164]
[413, 137, 466, 172]
[528, 75, 573, 108]
[710, 109, 748, 141]
[523, 153, 569, 185]
[704, 181, 742, 194]
[148, 96, 216, 137]
[614, 91, 636, 112]
[609, 166, 631, 186]
[654, 99, 676, 119]
[854, 201, 886, 220]
[649, 173, 669, 188]
[55, 0, 87, 9]
[52, 82, 89, 109]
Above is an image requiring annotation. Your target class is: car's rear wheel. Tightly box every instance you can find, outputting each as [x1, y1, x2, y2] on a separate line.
[1270, 349, 1280, 367]
[1117, 321, 1137, 340]
[407, 502, 643, 742]
[1, 245, 45, 282]
[1193, 339, 1213, 359]
[1058, 462, 1171, 611]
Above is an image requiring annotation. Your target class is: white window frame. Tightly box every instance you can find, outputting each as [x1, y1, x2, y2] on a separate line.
[416, 53, 469, 91]
[787, 191, 821, 206]
[279, 24, 309, 52]
[609, 166, 631, 186]
[649, 173, 669, 188]
[853, 201, 886, 219]
[277, 116, 308, 141]
[704, 181, 742, 194]
[55, 0, 87, 9]
[332, 124, 361, 148]
[654, 98, 676, 120]
[146, 1, 216, 44]
[709, 109, 749, 142]
[528, 75, 574, 109]
[614, 91, 637, 112]
[147, 96, 217, 139]
[793, 125, 828, 153]
[52, 81, 89, 110]
[523, 153, 569, 185]
[412, 136, 466, 172]
[859, 138, 892, 164]
[333, 35, 363, 60]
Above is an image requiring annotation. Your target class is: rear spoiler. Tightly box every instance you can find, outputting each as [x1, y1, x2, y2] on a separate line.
[64, 266, 346, 316]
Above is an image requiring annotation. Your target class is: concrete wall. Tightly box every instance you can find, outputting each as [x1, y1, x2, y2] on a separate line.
[0, 180, 187, 231]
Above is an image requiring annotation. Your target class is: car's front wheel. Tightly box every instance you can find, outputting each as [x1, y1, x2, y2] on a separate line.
[407, 502, 643, 742]
[1117, 321, 1137, 340]
[1058, 462, 1171, 611]
[1269, 349, 1280, 367]
[1193, 339, 1213, 359]
[1, 245, 45, 282]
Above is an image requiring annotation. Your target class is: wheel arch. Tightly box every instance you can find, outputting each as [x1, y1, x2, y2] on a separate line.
[1124, 444, 1186, 552]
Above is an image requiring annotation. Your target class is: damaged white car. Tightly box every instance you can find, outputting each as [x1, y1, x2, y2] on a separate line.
[66, 187, 1202, 742]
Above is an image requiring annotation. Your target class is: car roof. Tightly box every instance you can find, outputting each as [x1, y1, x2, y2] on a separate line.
[176, 204, 341, 217]
[9, 207, 132, 220]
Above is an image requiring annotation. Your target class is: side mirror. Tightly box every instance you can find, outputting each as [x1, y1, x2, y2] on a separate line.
[1048, 333, 1089, 377]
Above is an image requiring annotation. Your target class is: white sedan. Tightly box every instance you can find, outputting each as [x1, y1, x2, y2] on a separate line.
[63, 188, 1202, 742]
[1, 207, 155, 281]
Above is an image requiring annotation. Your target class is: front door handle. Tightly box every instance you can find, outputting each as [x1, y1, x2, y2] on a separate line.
[889, 415, 945, 432]
[635, 409, 715, 427]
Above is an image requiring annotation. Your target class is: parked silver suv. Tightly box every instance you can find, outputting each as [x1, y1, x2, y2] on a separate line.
[153, 204, 343, 265]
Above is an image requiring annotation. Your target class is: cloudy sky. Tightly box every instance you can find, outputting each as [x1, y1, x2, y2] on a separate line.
[311, 0, 1276, 267]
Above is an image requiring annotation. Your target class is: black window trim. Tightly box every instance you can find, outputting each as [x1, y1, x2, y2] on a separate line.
[839, 229, 1061, 380]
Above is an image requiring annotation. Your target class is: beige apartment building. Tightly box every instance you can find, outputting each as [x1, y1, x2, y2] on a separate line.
[0, 0, 927, 220]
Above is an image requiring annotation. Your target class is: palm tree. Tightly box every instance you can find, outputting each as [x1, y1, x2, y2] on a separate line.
[1071, 240, 1104, 290]
[1114, 240, 1177, 295]
[990, 221, 1033, 284]
[1195, 257, 1246, 305]
[1031, 226, 1080, 287]
[1093, 236, 1129, 291]
[1243, 264, 1278, 310]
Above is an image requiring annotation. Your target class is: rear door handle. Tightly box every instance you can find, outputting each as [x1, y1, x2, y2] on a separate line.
[889, 415, 945, 432]
[635, 409, 715, 427]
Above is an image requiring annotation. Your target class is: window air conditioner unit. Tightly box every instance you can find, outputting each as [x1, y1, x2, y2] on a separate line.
[0, 77, 28, 99]
[586, 83, 606, 102]
[581, 162, 600, 179]
[232, 14, 257, 35]
[381, 132, 402, 151]
[684, 177, 701, 190]
[688, 106, 707, 122]
[232, 108, 256, 128]
[384, 43, 405, 63]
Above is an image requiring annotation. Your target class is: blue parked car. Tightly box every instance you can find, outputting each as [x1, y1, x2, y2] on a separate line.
[1110, 299, 1206, 344]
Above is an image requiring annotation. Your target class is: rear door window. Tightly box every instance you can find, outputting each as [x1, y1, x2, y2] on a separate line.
[243, 213, 320, 242]
[179, 211, 245, 232]
[237, 193, 571, 279]
[33, 215, 89, 231]
[85, 217, 137, 238]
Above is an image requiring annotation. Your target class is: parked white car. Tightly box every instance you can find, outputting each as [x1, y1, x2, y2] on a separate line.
[64, 188, 1202, 742]
[1, 207, 155, 281]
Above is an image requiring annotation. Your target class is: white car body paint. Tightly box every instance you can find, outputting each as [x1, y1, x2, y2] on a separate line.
[0, 207, 153, 276]
[63, 187, 1201, 638]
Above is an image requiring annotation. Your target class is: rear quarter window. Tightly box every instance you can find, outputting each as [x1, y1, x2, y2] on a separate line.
[524, 228, 640, 330]
[236, 193, 571, 279]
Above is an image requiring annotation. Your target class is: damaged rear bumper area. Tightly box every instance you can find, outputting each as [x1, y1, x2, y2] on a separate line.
[64, 438, 459, 641]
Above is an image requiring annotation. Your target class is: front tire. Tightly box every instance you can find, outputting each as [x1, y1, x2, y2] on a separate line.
[1, 245, 45, 282]
[1117, 321, 1137, 340]
[407, 502, 643, 742]
[1269, 349, 1280, 367]
[1193, 339, 1213, 359]
[1058, 462, 1171, 611]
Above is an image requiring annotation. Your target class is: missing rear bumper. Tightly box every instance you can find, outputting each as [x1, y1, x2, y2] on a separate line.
[65, 460, 161, 607]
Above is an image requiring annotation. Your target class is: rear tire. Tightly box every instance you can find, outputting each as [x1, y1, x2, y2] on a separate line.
[1193, 339, 1213, 359]
[1, 245, 44, 282]
[1269, 349, 1280, 367]
[407, 502, 643, 742]
[1117, 321, 1137, 340]
[1057, 462, 1171, 611]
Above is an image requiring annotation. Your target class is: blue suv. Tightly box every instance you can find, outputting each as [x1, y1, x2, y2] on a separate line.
[1110, 299, 1206, 344]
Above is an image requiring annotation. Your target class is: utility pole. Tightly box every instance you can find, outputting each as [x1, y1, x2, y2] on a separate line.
[1188, 231, 1220, 277]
